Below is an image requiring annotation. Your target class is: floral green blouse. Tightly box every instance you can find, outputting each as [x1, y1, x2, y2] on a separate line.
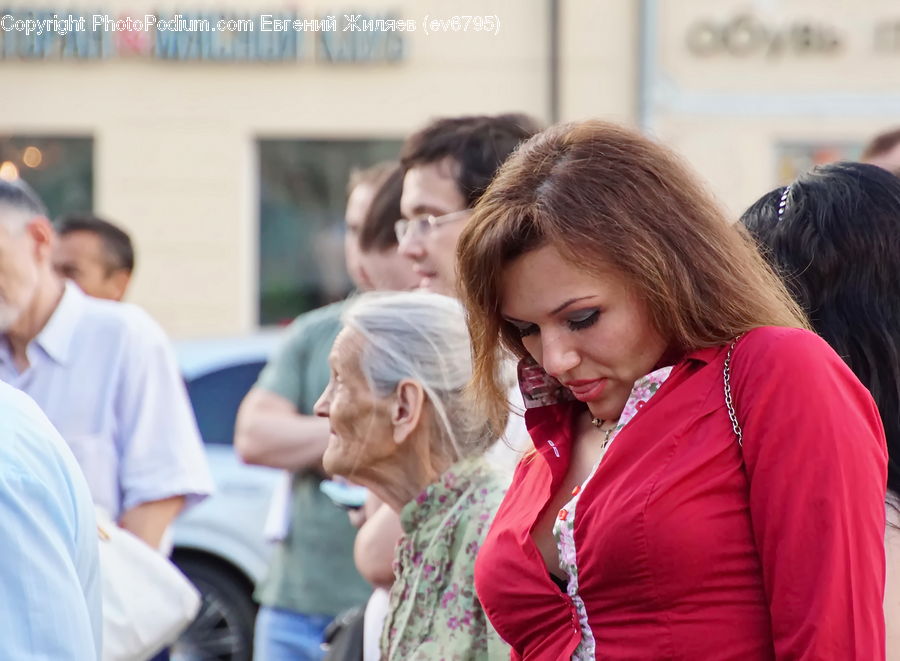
[380, 456, 510, 661]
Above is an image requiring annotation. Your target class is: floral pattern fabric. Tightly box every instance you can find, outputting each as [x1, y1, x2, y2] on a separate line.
[552, 367, 673, 660]
[381, 456, 509, 661]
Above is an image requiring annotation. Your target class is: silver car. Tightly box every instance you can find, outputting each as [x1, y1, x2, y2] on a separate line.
[170, 333, 283, 661]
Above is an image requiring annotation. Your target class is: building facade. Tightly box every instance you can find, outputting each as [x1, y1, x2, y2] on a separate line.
[1, 0, 897, 335]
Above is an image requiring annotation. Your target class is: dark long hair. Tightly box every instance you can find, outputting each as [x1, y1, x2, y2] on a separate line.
[742, 161, 900, 497]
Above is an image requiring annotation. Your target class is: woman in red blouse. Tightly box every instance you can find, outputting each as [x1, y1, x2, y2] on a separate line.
[456, 121, 888, 660]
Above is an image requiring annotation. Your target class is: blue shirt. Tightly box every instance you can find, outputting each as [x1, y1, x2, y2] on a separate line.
[0, 381, 102, 658]
[0, 282, 212, 519]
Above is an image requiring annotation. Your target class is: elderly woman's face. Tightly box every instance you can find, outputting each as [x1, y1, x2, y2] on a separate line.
[315, 328, 397, 478]
[500, 243, 668, 423]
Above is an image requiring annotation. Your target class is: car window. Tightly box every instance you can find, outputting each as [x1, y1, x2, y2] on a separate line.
[185, 361, 265, 445]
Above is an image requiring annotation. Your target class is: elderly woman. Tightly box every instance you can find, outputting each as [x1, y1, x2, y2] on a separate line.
[313, 291, 508, 661]
[456, 121, 888, 660]
[741, 161, 900, 660]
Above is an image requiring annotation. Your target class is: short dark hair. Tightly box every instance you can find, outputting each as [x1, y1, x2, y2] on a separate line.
[359, 162, 403, 253]
[346, 161, 396, 199]
[0, 178, 48, 218]
[400, 113, 542, 207]
[57, 214, 135, 273]
[861, 127, 900, 162]
[741, 161, 900, 496]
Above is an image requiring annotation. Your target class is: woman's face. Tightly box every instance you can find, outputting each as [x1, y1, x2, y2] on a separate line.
[314, 328, 397, 478]
[500, 244, 669, 423]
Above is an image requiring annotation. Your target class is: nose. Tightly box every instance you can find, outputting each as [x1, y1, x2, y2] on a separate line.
[398, 230, 425, 261]
[313, 385, 332, 419]
[540, 329, 581, 379]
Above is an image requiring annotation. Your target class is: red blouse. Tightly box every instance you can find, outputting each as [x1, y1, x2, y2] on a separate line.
[474, 327, 887, 660]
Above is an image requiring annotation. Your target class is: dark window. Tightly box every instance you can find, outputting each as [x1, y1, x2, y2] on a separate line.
[258, 138, 402, 325]
[185, 361, 266, 445]
[0, 136, 93, 218]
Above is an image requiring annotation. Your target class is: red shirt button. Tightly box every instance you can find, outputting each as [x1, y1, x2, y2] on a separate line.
[571, 485, 581, 496]
[558, 509, 569, 521]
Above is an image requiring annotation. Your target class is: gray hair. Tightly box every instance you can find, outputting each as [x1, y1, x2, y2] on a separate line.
[0, 179, 47, 231]
[342, 291, 495, 462]
[0, 178, 47, 215]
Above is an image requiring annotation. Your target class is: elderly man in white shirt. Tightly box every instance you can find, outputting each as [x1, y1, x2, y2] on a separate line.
[0, 178, 212, 549]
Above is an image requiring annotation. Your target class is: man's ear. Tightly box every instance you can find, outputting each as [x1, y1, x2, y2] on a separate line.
[107, 269, 132, 301]
[25, 217, 55, 262]
[391, 379, 425, 445]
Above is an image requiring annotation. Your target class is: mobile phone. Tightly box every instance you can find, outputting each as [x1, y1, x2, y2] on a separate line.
[319, 480, 369, 510]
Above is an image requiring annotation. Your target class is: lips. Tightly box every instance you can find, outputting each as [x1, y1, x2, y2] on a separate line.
[413, 268, 438, 291]
[413, 266, 437, 281]
[564, 378, 607, 402]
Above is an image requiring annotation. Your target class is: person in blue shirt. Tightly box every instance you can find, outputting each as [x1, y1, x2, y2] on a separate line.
[0, 380, 102, 658]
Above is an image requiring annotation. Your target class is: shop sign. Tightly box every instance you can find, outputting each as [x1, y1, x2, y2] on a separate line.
[685, 13, 900, 58]
[0, 10, 408, 62]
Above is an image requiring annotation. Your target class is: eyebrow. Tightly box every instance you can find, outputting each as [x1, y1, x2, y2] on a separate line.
[502, 296, 597, 325]
[406, 204, 452, 218]
[550, 296, 596, 315]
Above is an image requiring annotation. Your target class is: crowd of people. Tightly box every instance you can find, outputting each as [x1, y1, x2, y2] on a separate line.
[1, 116, 899, 661]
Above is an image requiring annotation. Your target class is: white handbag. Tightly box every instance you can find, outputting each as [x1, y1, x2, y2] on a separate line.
[96, 509, 202, 661]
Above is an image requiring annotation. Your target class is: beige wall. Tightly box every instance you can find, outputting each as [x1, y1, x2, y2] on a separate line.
[3, 0, 570, 337]
[647, 0, 900, 214]
[3, 0, 899, 335]
[560, 0, 639, 125]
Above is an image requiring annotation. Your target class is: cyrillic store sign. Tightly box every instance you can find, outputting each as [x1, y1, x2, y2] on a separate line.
[685, 12, 900, 58]
[0, 9, 408, 62]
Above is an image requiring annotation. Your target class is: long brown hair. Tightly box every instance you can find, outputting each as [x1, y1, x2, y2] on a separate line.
[457, 120, 808, 433]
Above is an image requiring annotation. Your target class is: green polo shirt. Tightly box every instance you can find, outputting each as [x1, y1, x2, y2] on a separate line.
[253, 300, 371, 616]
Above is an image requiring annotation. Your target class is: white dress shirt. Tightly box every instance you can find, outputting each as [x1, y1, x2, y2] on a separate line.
[0, 282, 213, 519]
[0, 381, 102, 659]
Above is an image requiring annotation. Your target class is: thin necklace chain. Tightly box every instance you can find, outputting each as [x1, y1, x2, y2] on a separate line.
[590, 417, 616, 449]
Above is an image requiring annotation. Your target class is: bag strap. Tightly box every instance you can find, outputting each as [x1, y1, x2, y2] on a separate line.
[723, 335, 744, 447]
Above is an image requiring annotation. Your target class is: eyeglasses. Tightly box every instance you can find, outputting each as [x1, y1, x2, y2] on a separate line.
[394, 209, 472, 242]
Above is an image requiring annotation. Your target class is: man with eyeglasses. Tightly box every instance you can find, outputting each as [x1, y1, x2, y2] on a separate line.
[396, 114, 542, 296]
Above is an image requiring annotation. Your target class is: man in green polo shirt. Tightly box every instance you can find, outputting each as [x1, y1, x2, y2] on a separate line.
[235, 162, 412, 660]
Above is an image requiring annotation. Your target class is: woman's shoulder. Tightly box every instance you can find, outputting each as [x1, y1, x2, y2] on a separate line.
[739, 325, 825, 356]
[446, 460, 507, 541]
[733, 326, 844, 377]
[461, 459, 509, 512]
[726, 326, 878, 418]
